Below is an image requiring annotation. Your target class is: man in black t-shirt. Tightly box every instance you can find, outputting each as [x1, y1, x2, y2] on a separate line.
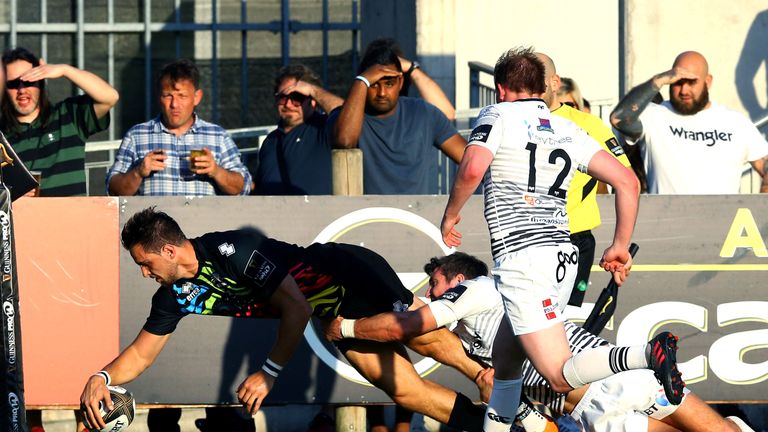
[79, 207, 487, 432]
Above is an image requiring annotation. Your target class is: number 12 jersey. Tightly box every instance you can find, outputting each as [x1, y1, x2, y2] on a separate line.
[467, 99, 602, 260]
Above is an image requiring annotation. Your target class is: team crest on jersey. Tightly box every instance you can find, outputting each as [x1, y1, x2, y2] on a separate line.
[218, 242, 236, 256]
[605, 137, 625, 157]
[392, 300, 409, 312]
[244, 251, 276, 286]
[536, 118, 553, 133]
[440, 285, 467, 303]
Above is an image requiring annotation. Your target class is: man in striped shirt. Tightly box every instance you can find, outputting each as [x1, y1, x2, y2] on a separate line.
[0, 47, 119, 196]
[107, 59, 251, 196]
[327, 252, 752, 432]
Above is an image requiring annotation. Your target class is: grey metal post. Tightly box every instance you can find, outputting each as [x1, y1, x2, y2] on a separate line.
[281, 0, 290, 66]
[144, 0, 153, 120]
[618, 0, 628, 98]
[212, 0, 219, 124]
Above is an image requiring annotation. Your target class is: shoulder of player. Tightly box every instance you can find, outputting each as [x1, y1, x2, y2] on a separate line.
[195, 228, 265, 253]
[444, 276, 498, 302]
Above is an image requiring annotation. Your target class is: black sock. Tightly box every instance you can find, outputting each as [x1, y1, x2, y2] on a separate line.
[446, 392, 484, 432]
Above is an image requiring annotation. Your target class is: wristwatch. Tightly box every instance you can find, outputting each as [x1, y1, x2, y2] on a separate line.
[407, 61, 421, 74]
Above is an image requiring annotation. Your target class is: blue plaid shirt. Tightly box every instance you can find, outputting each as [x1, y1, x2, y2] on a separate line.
[106, 115, 252, 196]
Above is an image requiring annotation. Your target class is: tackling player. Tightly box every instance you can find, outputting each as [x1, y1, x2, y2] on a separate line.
[326, 252, 753, 432]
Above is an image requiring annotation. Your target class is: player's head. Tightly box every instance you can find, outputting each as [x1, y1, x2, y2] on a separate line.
[669, 51, 711, 115]
[358, 40, 403, 116]
[156, 58, 203, 132]
[494, 46, 546, 103]
[423, 252, 488, 300]
[122, 207, 188, 286]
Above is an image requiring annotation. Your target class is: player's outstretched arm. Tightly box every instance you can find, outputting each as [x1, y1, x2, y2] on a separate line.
[333, 305, 439, 342]
[442, 145, 493, 247]
[80, 330, 170, 429]
[237, 274, 312, 416]
[587, 150, 640, 285]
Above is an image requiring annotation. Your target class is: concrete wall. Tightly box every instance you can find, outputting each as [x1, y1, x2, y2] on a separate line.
[418, 0, 768, 123]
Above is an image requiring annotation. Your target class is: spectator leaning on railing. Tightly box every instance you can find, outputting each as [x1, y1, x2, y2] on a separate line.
[106, 58, 251, 196]
[329, 38, 465, 195]
[610, 50, 768, 194]
[254, 64, 343, 195]
[0, 47, 119, 197]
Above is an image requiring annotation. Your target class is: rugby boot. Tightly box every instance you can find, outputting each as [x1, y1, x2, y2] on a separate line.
[647, 331, 686, 405]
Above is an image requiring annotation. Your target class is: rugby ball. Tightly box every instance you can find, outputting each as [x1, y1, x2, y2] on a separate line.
[83, 385, 135, 432]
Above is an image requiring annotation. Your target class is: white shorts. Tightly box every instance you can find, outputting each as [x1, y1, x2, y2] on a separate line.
[493, 243, 578, 335]
[569, 369, 688, 432]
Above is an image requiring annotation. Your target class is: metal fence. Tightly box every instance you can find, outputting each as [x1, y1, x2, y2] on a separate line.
[0, 0, 361, 138]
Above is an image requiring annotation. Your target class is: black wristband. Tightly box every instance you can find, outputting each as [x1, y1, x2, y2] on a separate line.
[406, 61, 421, 74]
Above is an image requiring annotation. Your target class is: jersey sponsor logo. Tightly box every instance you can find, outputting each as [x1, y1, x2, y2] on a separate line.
[440, 284, 467, 302]
[668, 125, 733, 147]
[542, 298, 557, 320]
[530, 134, 572, 146]
[178, 281, 195, 295]
[605, 137, 625, 156]
[392, 300, 409, 312]
[537, 118, 554, 133]
[528, 209, 568, 226]
[523, 194, 542, 206]
[218, 242, 235, 256]
[244, 251, 276, 286]
[468, 124, 493, 143]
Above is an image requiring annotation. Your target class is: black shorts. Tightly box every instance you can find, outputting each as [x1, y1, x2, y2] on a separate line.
[305, 242, 414, 319]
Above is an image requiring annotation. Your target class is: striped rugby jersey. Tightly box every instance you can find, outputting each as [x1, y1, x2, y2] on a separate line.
[467, 99, 601, 260]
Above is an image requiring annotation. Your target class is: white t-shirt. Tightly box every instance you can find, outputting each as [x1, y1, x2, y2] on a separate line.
[632, 101, 768, 194]
[468, 100, 601, 260]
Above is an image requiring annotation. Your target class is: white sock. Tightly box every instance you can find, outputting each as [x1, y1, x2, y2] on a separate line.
[483, 378, 522, 432]
[562, 344, 648, 388]
[727, 416, 755, 432]
[516, 397, 554, 432]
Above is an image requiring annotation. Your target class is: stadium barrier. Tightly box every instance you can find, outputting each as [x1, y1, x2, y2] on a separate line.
[14, 194, 768, 409]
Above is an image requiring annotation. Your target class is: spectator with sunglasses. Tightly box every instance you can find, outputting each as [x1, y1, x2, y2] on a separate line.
[0, 47, 119, 196]
[106, 58, 251, 196]
[253, 64, 343, 195]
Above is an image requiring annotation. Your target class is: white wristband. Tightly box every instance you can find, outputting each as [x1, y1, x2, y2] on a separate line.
[93, 370, 111, 386]
[261, 358, 283, 378]
[340, 319, 357, 339]
[355, 75, 370, 88]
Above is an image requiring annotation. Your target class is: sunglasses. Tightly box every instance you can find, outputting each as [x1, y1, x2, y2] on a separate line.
[6, 78, 42, 90]
[275, 91, 308, 105]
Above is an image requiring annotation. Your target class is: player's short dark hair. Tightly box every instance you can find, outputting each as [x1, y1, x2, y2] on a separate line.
[424, 252, 489, 280]
[494, 47, 546, 95]
[358, 39, 402, 75]
[1, 47, 51, 130]
[157, 58, 200, 91]
[273, 64, 322, 94]
[121, 207, 187, 253]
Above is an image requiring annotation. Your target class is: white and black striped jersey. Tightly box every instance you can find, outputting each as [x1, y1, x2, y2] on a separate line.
[428, 276, 505, 363]
[468, 100, 601, 260]
[432, 275, 610, 415]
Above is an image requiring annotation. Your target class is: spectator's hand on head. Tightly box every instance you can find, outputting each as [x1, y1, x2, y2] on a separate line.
[138, 149, 167, 178]
[654, 66, 699, 88]
[19, 58, 69, 82]
[191, 147, 220, 178]
[397, 56, 413, 73]
[361, 64, 402, 86]
[287, 80, 315, 98]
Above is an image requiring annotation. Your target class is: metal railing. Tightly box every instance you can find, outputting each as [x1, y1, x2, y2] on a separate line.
[3, 0, 361, 136]
[84, 125, 274, 195]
